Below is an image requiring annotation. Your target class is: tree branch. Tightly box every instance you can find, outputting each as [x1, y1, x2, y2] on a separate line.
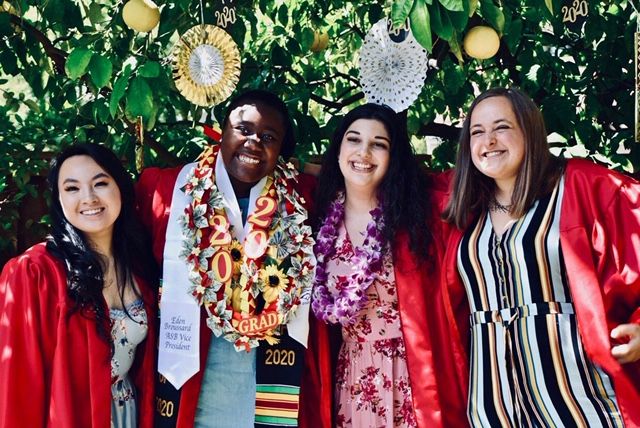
[8, 12, 181, 166]
[9, 13, 67, 73]
[283, 65, 365, 111]
[123, 121, 182, 166]
[309, 92, 364, 111]
[417, 122, 461, 141]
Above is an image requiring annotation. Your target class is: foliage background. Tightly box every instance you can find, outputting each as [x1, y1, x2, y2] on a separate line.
[0, 0, 638, 263]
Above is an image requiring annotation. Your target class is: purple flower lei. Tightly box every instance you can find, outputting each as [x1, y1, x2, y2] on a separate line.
[311, 192, 386, 326]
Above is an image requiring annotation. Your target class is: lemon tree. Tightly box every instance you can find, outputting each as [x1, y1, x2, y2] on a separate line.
[0, 0, 638, 263]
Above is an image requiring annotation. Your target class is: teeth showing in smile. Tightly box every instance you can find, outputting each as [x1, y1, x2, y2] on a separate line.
[351, 161, 374, 172]
[238, 154, 260, 165]
[483, 150, 505, 158]
[81, 208, 104, 216]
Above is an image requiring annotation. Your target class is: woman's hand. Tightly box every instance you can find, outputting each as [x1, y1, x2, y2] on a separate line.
[610, 323, 640, 364]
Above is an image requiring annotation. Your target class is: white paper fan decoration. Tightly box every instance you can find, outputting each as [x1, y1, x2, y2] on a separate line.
[358, 18, 428, 112]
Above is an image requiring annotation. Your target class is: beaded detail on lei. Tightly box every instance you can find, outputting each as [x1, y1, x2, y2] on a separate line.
[179, 146, 315, 351]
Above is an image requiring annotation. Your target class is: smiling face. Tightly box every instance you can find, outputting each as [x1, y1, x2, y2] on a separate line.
[220, 101, 285, 196]
[57, 155, 122, 247]
[338, 118, 391, 195]
[469, 96, 526, 192]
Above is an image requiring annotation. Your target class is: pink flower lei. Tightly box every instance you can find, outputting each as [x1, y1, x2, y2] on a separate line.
[311, 192, 386, 326]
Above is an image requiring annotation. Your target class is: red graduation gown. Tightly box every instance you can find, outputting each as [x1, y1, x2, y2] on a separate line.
[0, 243, 157, 428]
[305, 216, 469, 427]
[436, 159, 640, 426]
[136, 166, 328, 428]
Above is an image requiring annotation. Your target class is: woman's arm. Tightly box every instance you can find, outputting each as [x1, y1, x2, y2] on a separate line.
[600, 172, 640, 363]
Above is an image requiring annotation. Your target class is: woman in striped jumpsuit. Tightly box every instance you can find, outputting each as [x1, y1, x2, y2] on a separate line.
[440, 87, 640, 427]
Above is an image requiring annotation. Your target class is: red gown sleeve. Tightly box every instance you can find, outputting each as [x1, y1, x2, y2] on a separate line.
[136, 166, 182, 265]
[0, 249, 62, 427]
[598, 174, 640, 328]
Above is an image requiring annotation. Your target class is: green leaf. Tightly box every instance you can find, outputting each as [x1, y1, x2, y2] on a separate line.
[95, 101, 110, 124]
[271, 45, 292, 67]
[138, 61, 161, 78]
[504, 18, 523, 53]
[277, 4, 288, 25]
[88, 55, 112, 89]
[62, 0, 83, 30]
[0, 13, 11, 38]
[391, 0, 415, 28]
[480, 0, 505, 33]
[448, 30, 464, 63]
[432, 3, 453, 41]
[0, 49, 18, 75]
[24, 99, 40, 113]
[439, 0, 464, 12]
[468, 0, 479, 16]
[410, 0, 432, 52]
[110, 68, 132, 118]
[42, 0, 64, 24]
[126, 77, 153, 121]
[75, 127, 87, 143]
[448, 10, 469, 31]
[88, 3, 104, 24]
[65, 48, 93, 80]
[544, 0, 553, 14]
[286, 37, 301, 56]
[300, 27, 315, 51]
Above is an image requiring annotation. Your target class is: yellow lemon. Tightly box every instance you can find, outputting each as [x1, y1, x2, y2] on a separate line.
[122, 0, 160, 33]
[311, 31, 329, 52]
[463, 26, 500, 59]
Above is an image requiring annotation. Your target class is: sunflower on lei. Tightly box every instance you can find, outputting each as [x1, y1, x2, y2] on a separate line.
[179, 145, 315, 351]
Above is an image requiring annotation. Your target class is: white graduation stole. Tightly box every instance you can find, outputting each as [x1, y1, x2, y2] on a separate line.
[157, 156, 311, 389]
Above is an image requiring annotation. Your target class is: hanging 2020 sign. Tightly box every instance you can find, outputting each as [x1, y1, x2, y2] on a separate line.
[214, 0, 237, 28]
[561, 0, 588, 33]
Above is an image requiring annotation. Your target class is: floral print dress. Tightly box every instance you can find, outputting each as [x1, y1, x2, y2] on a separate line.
[110, 299, 148, 428]
[327, 225, 417, 428]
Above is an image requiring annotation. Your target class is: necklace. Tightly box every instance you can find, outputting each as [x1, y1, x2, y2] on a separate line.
[489, 198, 513, 213]
[180, 145, 315, 351]
[311, 193, 386, 326]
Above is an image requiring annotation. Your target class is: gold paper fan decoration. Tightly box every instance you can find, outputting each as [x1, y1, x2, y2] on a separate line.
[172, 25, 241, 107]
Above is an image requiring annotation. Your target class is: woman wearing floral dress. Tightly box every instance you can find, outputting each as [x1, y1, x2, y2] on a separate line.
[310, 104, 467, 428]
[0, 143, 157, 427]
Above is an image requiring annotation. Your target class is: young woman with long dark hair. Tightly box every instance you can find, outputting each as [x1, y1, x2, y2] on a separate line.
[311, 103, 466, 428]
[0, 143, 157, 428]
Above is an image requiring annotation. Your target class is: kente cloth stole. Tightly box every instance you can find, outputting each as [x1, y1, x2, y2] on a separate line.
[155, 332, 305, 428]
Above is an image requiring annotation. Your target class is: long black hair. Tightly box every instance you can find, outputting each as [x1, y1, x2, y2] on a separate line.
[314, 103, 432, 259]
[222, 89, 297, 160]
[46, 143, 157, 342]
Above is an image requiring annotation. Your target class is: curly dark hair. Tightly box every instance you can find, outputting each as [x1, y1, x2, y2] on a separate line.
[222, 89, 297, 160]
[46, 143, 157, 343]
[314, 103, 432, 259]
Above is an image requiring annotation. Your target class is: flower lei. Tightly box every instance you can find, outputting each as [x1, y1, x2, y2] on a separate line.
[311, 192, 386, 326]
[179, 145, 315, 351]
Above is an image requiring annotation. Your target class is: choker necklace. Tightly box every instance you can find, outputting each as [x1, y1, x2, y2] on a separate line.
[489, 198, 513, 213]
